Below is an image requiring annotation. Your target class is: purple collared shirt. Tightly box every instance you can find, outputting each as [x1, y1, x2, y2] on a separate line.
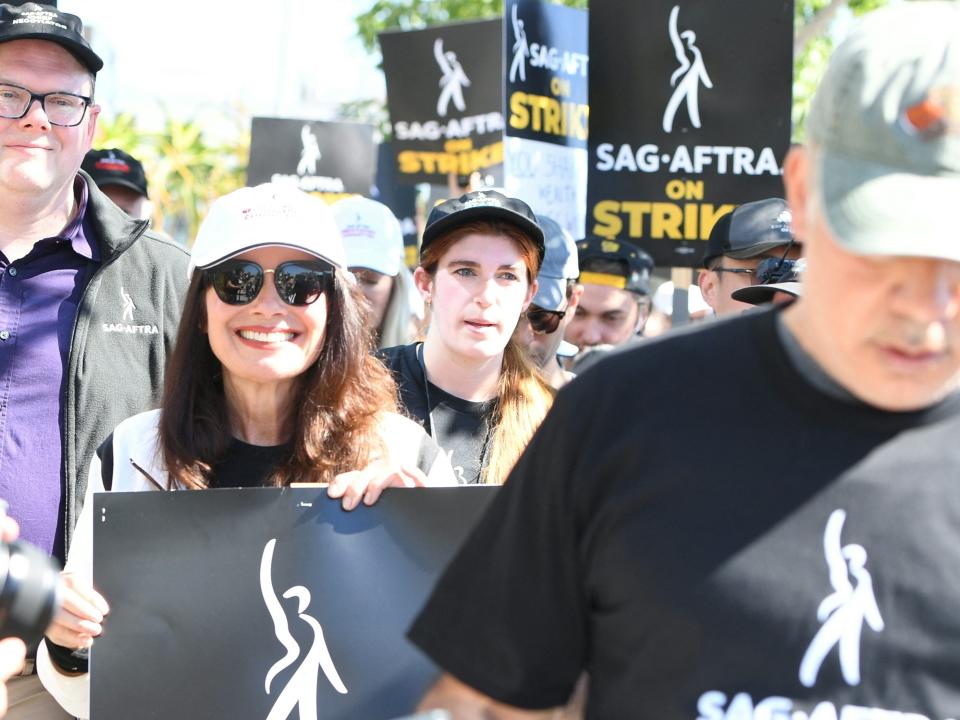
[0, 177, 98, 563]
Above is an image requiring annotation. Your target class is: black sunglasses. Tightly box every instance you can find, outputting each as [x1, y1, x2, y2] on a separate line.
[525, 304, 567, 335]
[205, 259, 333, 306]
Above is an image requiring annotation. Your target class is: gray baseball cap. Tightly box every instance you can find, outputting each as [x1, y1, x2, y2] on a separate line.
[807, 1, 960, 261]
[532, 214, 578, 311]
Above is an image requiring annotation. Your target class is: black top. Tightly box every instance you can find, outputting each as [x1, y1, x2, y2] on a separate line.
[380, 343, 495, 485]
[409, 306, 960, 718]
[209, 439, 291, 488]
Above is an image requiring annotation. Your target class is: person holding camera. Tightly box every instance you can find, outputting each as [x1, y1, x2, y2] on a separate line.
[35, 184, 455, 719]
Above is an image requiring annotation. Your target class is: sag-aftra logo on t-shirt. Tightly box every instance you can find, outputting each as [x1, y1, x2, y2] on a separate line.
[695, 509, 932, 720]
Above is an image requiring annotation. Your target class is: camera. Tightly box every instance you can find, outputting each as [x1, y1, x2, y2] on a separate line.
[0, 538, 62, 646]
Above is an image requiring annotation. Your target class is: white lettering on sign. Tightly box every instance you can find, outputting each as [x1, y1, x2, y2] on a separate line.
[594, 142, 781, 176]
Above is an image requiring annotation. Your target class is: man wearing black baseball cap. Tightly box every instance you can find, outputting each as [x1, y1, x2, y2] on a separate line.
[698, 197, 801, 316]
[81, 148, 151, 220]
[0, 6, 187, 715]
[564, 236, 653, 354]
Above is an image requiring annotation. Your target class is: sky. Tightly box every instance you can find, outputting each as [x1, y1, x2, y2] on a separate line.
[64, 0, 385, 139]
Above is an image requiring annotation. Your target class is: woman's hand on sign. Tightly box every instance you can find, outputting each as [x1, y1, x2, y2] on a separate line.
[45, 572, 110, 650]
[328, 462, 428, 511]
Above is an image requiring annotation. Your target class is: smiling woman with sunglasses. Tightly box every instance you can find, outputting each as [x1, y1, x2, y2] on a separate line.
[36, 184, 454, 718]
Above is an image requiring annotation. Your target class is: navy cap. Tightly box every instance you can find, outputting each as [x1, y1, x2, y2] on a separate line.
[422, 190, 545, 265]
[0, 3, 103, 73]
[82, 149, 148, 198]
[532, 214, 578, 311]
[702, 198, 795, 268]
[577, 237, 653, 296]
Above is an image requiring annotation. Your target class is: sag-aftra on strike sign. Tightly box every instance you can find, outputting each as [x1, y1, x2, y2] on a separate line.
[587, 0, 793, 268]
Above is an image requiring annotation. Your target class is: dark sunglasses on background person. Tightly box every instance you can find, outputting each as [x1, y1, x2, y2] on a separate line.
[524, 304, 567, 334]
[205, 259, 334, 306]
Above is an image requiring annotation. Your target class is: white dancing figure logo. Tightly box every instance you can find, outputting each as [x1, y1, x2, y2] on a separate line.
[662, 5, 713, 133]
[297, 125, 321, 176]
[509, 4, 529, 84]
[261, 539, 348, 720]
[434, 37, 471, 117]
[120, 286, 135, 322]
[799, 509, 884, 688]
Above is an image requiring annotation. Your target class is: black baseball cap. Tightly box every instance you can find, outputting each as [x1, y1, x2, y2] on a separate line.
[421, 190, 545, 265]
[702, 198, 795, 268]
[577, 237, 653, 296]
[82, 149, 149, 198]
[0, 3, 103, 73]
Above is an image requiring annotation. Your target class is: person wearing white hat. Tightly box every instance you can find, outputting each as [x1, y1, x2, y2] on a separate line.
[35, 183, 454, 719]
[333, 196, 422, 348]
[644, 280, 713, 337]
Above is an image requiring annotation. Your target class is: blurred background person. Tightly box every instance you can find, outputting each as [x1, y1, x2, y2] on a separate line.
[381, 190, 554, 486]
[644, 280, 713, 337]
[564, 237, 653, 363]
[513, 214, 582, 389]
[333, 196, 423, 348]
[80, 148, 151, 220]
[698, 197, 800, 316]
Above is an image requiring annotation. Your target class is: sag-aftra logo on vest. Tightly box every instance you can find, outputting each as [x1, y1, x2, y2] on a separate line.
[102, 285, 159, 335]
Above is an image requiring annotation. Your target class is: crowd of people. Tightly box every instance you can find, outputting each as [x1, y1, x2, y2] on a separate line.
[0, 1, 957, 719]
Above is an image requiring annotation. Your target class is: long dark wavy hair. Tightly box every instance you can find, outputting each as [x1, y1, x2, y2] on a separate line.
[159, 266, 398, 489]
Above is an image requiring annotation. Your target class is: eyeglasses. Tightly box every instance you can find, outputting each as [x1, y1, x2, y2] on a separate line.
[205, 260, 333, 306]
[0, 83, 93, 127]
[524, 304, 567, 335]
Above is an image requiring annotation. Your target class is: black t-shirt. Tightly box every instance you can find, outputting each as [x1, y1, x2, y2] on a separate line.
[408, 307, 960, 719]
[209, 440, 290, 488]
[380, 343, 495, 485]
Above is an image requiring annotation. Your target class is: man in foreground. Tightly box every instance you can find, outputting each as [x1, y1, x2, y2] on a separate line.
[0, 4, 188, 715]
[411, 3, 960, 717]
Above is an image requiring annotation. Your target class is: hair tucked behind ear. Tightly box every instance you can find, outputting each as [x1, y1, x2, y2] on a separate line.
[159, 269, 398, 489]
[420, 219, 555, 485]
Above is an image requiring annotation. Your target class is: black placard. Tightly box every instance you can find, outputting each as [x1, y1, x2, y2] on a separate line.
[247, 117, 376, 201]
[504, 0, 588, 149]
[374, 142, 419, 267]
[380, 19, 504, 185]
[91, 487, 497, 719]
[586, 0, 793, 267]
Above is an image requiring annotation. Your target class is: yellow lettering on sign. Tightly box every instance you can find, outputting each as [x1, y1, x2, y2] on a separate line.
[591, 200, 737, 240]
[397, 142, 504, 177]
[507, 91, 589, 141]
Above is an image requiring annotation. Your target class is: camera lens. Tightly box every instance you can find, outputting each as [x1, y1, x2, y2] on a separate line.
[0, 540, 62, 646]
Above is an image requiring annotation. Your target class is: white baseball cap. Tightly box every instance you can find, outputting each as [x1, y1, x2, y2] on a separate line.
[332, 196, 404, 277]
[187, 183, 346, 277]
[652, 281, 712, 317]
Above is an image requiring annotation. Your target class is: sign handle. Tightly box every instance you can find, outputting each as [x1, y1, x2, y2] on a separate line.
[671, 267, 693, 327]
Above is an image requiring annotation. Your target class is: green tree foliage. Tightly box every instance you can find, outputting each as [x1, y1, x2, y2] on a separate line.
[93, 113, 248, 245]
[356, 0, 586, 56]
[793, 0, 888, 140]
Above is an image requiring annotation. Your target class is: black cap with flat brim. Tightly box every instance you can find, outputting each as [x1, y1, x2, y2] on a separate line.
[0, 3, 103, 73]
[702, 197, 795, 268]
[731, 281, 802, 305]
[421, 190, 545, 266]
